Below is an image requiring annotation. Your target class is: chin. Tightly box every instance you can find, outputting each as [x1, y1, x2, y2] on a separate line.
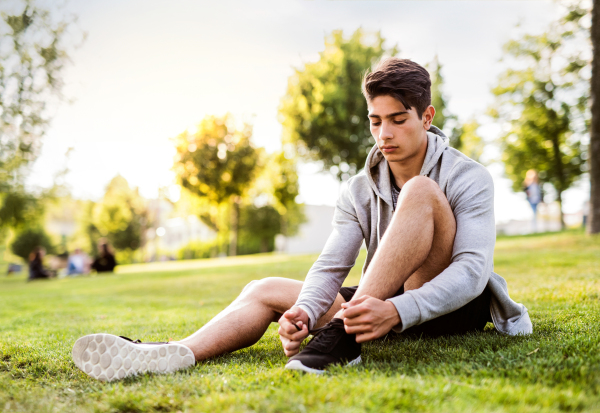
[383, 153, 405, 163]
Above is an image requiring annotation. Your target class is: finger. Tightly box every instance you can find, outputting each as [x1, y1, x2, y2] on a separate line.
[341, 295, 370, 308]
[279, 323, 300, 337]
[289, 326, 309, 342]
[279, 317, 303, 333]
[283, 308, 299, 320]
[344, 323, 372, 335]
[283, 339, 301, 352]
[285, 348, 299, 357]
[355, 332, 377, 343]
[280, 337, 300, 357]
[342, 303, 368, 319]
[292, 321, 302, 331]
[279, 323, 309, 341]
[343, 314, 371, 326]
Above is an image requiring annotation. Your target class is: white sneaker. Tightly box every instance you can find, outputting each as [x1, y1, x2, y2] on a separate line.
[72, 333, 195, 381]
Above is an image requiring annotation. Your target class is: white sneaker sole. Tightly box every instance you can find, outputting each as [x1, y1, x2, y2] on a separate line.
[72, 333, 195, 381]
[285, 355, 361, 374]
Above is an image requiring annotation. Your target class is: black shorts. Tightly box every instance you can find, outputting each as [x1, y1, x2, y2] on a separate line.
[339, 285, 492, 337]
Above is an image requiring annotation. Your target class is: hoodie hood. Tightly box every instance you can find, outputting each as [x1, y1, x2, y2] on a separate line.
[364, 125, 449, 208]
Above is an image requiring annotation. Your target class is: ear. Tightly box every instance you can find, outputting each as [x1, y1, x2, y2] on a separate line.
[422, 105, 435, 130]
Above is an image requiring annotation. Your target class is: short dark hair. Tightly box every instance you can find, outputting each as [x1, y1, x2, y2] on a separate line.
[362, 58, 432, 118]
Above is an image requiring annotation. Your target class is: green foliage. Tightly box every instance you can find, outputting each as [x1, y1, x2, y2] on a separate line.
[490, 3, 590, 222]
[279, 29, 398, 180]
[0, 1, 80, 190]
[238, 205, 281, 253]
[176, 240, 220, 260]
[428, 56, 454, 132]
[269, 152, 300, 212]
[91, 176, 148, 252]
[10, 227, 53, 261]
[428, 57, 485, 163]
[449, 120, 485, 163]
[74, 200, 101, 256]
[174, 114, 259, 206]
[0, 190, 43, 230]
[173, 114, 262, 256]
[0, 231, 600, 412]
[248, 151, 305, 237]
[0, 2, 82, 234]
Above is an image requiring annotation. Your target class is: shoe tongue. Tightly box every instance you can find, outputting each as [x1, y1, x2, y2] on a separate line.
[309, 318, 347, 353]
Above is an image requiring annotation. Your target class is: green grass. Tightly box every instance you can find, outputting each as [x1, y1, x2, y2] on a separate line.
[1, 230, 599, 412]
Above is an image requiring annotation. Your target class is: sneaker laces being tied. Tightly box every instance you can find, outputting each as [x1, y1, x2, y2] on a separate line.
[307, 319, 346, 351]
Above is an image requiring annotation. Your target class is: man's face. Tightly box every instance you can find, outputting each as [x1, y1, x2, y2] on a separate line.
[367, 95, 434, 164]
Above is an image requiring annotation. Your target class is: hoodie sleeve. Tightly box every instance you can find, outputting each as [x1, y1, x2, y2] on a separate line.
[295, 184, 365, 329]
[387, 161, 496, 332]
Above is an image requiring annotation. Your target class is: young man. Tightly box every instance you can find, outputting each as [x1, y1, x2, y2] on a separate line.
[72, 58, 532, 381]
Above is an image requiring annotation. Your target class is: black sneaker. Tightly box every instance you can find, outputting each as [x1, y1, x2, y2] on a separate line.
[285, 318, 361, 374]
[72, 334, 195, 381]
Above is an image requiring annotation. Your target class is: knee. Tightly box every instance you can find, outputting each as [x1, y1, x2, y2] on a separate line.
[399, 176, 445, 207]
[402, 176, 438, 195]
[240, 278, 277, 302]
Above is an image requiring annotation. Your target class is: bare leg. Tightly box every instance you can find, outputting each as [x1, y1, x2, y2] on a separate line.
[179, 177, 454, 361]
[353, 175, 456, 301]
[177, 277, 346, 361]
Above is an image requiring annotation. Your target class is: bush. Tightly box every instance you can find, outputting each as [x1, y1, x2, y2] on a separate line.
[11, 227, 54, 261]
[177, 240, 219, 260]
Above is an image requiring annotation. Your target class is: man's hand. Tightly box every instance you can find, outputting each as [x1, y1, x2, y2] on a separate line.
[341, 295, 401, 343]
[278, 306, 309, 357]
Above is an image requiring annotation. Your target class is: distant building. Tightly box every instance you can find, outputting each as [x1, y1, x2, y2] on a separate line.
[159, 215, 216, 250]
[276, 205, 335, 254]
[146, 199, 216, 257]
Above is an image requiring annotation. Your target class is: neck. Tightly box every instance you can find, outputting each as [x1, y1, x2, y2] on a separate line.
[388, 132, 428, 188]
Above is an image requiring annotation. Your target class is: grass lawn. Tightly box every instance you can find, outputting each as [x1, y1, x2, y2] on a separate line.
[1, 230, 599, 412]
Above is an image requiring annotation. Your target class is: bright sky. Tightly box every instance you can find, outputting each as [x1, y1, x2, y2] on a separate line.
[28, 0, 590, 223]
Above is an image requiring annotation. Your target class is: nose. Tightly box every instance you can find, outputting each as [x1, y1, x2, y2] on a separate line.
[378, 121, 393, 141]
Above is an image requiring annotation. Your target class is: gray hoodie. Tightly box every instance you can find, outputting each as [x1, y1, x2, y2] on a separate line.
[295, 126, 533, 336]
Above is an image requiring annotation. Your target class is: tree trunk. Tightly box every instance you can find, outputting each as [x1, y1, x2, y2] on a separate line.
[229, 197, 240, 256]
[260, 238, 269, 253]
[557, 190, 566, 231]
[590, 0, 600, 234]
[549, 118, 567, 231]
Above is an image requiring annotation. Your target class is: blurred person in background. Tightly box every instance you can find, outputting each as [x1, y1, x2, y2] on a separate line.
[28, 247, 55, 281]
[523, 169, 542, 231]
[67, 248, 89, 276]
[91, 241, 117, 273]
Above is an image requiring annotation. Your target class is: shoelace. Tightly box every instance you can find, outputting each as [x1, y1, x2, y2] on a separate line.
[307, 320, 344, 348]
[118, 336, 168, 345]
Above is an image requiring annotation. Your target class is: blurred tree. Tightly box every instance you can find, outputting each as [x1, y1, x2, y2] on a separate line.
[173, 114, 259, 256]
[590, 0, 600, 234]
[0, 1, 82, 230]
[11, 227, 53, 261]
[428, 56, 485, 163]
[0, 190, 42, 230]
[251, 151, 305, 237]
[238, 205, 281, 254]
[449, 120, 485, 163]
[429, 55, 455, 132]
[271, 152, 305, 237]
[490, 3, 590, 229]
[279, 29, 398, 180]
[92, 176, 147, 252]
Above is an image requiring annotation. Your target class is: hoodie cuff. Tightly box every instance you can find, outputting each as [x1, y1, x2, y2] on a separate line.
[387, 293, 421, 333]
[296, 304, 316, 331]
